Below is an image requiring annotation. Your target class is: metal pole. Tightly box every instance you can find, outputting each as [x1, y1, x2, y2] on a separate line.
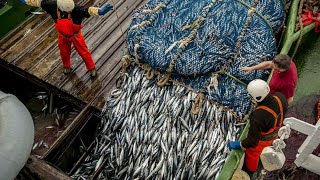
[49, 93, 53, 114]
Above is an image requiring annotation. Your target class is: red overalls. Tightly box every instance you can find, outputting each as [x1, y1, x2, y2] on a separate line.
[244, 96, 284, 172]
[55, 8, 95, 70]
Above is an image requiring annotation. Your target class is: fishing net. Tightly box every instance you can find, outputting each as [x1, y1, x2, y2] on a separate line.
[72, 67, 244, 179]
[126, 0, 285, 114]
[71, 0, 286, 179]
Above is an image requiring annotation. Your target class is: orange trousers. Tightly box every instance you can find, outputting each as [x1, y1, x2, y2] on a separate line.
[244, 139, 274, 172]
[55, 19, 95, 70]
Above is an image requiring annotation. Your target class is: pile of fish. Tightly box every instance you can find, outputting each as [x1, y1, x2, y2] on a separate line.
[71, 66, 246, 179]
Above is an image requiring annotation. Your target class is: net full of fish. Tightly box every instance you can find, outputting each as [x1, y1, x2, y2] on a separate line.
[71, 0, 285, 179]
[72, 67, 243, 179]
[126, 0, 285, 114]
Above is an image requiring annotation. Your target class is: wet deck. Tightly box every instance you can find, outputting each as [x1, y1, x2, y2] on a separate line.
[0, 0, 146, 110]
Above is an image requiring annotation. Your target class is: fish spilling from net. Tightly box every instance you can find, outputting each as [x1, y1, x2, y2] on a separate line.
[71, 67, 244, 179]
[71, 0, 286, 178]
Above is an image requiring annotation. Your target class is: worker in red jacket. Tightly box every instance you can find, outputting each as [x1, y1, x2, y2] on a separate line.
[241, 54, 298, 104]
[18, 0, 113, 78]
[228, 79, 288, 176]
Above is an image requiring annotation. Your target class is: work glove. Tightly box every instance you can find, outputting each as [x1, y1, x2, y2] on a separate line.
[98, 4, 113, 15]
[228, 141, 242, 150]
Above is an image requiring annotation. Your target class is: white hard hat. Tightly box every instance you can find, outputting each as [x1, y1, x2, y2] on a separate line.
[57, 0, 75, 12]
[247, 79, 270, 102]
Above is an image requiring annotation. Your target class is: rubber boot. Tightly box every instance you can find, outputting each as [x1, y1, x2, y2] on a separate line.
[63, 66, 73, 75]
[242, 165, 255, 179]
[90, 68, 97, 79]
[242, 161, 264, 180]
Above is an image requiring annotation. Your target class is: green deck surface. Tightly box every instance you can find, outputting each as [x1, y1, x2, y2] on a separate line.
[217, 123, 250, 180]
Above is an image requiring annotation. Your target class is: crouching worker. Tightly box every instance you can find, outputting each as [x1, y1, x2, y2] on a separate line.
[18, 0, 113, 78]
[228, 79, 288, 176]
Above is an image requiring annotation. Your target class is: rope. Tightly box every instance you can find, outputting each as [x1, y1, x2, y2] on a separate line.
[161, 3, 214, 86]
[208, 2, 254, 91]
[134, 44, 140, 63]
[146, 68, 155, 80]
[101, 0, 129, 88]
[277, 25, 286, 51]
[291, 0, 304, 59]
[121, 54, 131, 74]
[129, 3, 166, 32]
[181, 17, 206, 30]
[236, 0, 274, 34]
[110, 0, 126, 44]
[223, 71, 247, 86]
[191, 93, 204, 115]
[126, 58, 242, 120]
[157, 73, 171, 87]
[236, 0, 273, 32]
[129, 20, 152, 32]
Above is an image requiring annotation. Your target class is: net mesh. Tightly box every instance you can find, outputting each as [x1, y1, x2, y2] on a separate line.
[126, 0, 285, 114]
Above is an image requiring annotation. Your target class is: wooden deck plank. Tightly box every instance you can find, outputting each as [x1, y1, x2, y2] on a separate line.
[62, 0, 146, 97]
[62, 33, 125, 97]
[92, 66, 121, 109]
[63, 15, 131, 93]
[1, 17, 54, 62]
[0, 14, 47, 51]
[0, 0, 92, 53]
[14, 32, 58, 71]
[15, 0, 111, 75]
[0, 0, 147, 111]
[45, 0, 135, 88]
[28, 0, 123, 79]
[43, 0, 144, 105]
[24, 155, 71, 180]
[78, 43, 124, 103]
[86, 63, 121, 109]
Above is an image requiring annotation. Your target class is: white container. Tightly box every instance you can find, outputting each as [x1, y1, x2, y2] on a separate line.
[0, 91, 34, 180]
[260, 146, 285, 171]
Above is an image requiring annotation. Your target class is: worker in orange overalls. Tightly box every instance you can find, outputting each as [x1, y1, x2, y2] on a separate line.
[228, 79, 288, 177]
[18, 0, 113, 78]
